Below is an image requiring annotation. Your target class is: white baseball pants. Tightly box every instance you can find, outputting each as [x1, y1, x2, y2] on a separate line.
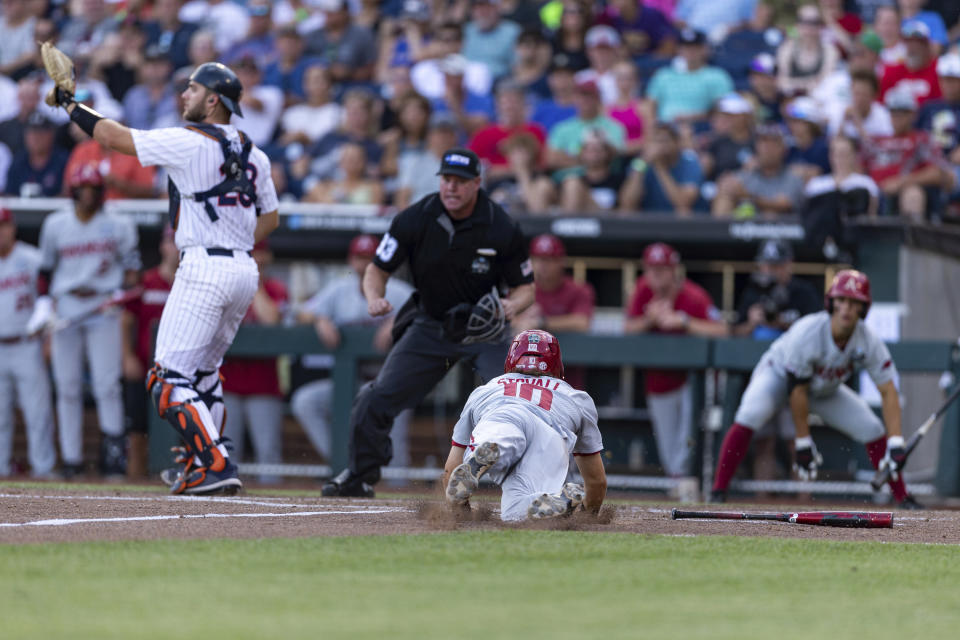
[646, 382, 694, 477]
[0, 339, 56, 476]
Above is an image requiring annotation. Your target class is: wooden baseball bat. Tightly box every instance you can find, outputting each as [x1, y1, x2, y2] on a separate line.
[870, 382, 960, 491]
[671, 508, 893, 528]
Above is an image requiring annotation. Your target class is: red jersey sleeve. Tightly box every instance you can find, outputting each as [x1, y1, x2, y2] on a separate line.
[569, 282, 596, 317]
[627, 278, 653, 317]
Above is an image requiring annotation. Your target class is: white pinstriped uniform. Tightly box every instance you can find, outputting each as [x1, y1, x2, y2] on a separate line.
[0, 242, 55, 476]
[131, 123, 278, 460]
[451, 373, 603, 520]
[38, 209, 140, 465]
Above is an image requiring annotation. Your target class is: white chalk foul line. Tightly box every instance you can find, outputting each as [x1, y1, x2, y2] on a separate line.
[0, 493, 409, 510]
[0, 509, 413, 528]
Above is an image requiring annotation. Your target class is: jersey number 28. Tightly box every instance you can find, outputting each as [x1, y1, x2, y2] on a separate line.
[501, 380, 553, 410]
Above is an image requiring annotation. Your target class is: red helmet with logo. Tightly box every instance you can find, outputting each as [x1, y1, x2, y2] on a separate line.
[825, 269, 871, 318]
[66, 163, 105, 191]
[504, 329, 564, 379]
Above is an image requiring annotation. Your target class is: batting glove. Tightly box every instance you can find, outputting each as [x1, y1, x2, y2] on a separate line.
[793, 436, 823, 481]
[26, 295, 55, 335]
[879, 435, 906, 482]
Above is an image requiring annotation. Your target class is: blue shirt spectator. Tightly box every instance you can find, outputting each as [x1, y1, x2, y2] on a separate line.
[901, 11, 949, 47]
[646, 30, 735, 123]
[640, 150, 706, 212]
[143, 0, 199, 72]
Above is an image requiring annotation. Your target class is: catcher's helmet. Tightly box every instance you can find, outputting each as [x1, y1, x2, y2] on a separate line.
[825, 269, 871, 318]
[189, 62, 244, 117]
[504, 329, 564, 379]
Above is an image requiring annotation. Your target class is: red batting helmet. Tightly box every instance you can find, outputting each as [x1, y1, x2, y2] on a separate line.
[825, 269, 871, 318]
[504, 329, 564, 379]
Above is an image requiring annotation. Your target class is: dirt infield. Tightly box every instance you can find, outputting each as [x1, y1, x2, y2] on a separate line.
[1, 484, 958, 545]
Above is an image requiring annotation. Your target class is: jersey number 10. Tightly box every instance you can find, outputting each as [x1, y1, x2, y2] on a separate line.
[501, 380, 553, 410]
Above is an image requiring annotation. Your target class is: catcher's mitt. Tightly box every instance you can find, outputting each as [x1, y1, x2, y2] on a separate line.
[443, 287, 506, 344]
[39, 41, 76, 107]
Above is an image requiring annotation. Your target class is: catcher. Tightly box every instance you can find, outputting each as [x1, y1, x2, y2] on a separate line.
[322, 148, 536, 497]
[443, 330, 606, 520]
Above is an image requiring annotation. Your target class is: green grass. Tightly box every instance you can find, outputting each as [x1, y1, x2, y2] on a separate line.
[2, 531, 959, 639]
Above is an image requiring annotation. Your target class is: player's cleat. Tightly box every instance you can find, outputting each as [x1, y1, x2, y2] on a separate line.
[527, 482, 585, 519]
[709, 489, 727, 503]
[171, 460, 242, 496]
[321, 469, 376, 498]
[897, 494, 924, 510]
[99, 434, 128, 477]
[59, 462, 84, 480]
[446, 442, 500, 504]
[160, 466, 183, 487]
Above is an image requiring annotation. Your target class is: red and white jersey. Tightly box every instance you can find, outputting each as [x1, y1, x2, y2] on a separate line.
[452, 372, 603, 455]
[0, 242, 41, 337]
[131, 124, 279, 252]
[39, 208, 140, 318]
[767, 311, 897, 397]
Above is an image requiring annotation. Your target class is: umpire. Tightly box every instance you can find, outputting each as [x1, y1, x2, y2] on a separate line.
[322, 148, 535, 497]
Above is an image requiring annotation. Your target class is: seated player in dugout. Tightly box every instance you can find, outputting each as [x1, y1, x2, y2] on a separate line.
[711, 269, 923, 509]
[443, 330, 607, 521]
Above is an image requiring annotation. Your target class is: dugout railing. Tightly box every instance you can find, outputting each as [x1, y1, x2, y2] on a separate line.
[146, 327, 960, 498]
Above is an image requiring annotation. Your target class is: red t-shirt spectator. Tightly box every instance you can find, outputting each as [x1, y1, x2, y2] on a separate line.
[879, 60, 941, 105]
[64, 140, 157, 201]
[124, 267, 172, 367]
[862, 130, 941, 185]
[220, 279, 288, 397]
[627, 277, 717, 394]
[468, 123, 546, 168]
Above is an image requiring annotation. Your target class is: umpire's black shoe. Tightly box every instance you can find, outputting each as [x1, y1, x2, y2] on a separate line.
[322, 469, 376, 498]
[897, 494, 924, 510]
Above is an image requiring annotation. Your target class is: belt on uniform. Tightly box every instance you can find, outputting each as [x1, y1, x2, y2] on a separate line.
[181, 247, 253, 259]
[206, 247, 252, 257]
[67, 287, 100, 298]
[0, 335, 27, 345]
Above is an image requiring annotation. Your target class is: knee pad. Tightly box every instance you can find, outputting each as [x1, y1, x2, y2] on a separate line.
[196, 369, 226, 434]
[146, 364, 226, 472]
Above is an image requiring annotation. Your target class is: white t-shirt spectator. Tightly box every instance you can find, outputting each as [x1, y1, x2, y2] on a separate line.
[0, 14, 35, 67]
[828, 102, 893, 139]
[281, 102, 343, 143]
[411, 59, 492, 101]
[180, 1, 251, 54]
[231, 85, 285, 147]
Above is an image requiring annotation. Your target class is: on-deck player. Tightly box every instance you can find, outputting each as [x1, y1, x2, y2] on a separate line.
[0, 207, 56, 478]
[443, 330, 607, 520]
[45, 61, 280, 494]
[710, 269, 922, 509]
[28, 165, 141, 478]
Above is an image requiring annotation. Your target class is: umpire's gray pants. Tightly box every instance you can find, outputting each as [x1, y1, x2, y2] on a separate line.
[348, 314, 509, 481]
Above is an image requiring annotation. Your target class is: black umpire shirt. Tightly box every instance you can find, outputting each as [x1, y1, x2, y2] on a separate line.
[372, 189, 533, 320]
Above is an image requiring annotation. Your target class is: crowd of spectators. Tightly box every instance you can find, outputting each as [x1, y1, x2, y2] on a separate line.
[2, 0, 960, 236]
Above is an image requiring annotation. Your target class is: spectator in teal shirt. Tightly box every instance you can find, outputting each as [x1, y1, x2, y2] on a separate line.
[620, 122, 706, 215]
[546, 78, 626, 171]
[646, 29, 735, 124]
[462, 0, 522, 80]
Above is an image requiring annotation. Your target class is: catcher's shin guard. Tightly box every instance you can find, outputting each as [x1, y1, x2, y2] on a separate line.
[147, 364, 228, 479]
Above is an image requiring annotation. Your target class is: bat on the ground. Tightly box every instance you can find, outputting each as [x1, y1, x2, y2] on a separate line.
[670, 508, 893, 528]
[870, 382, 960, 491]
[47, 286, 144, 333]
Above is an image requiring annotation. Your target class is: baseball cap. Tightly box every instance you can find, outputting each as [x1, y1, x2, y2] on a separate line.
[144, 44, 167, 62]
[529, 234, 566, 258]
[756, 240, 793, 263]
[575, 77, 600, 95]
[678, 28, 706, 46]
[937, 53, 960, 78]
[248, 3, 270, 16]
[585, 25, 621, 48]
[756, 122, 787, 139]
[749, 52, 776, 75]
[784, 96, 823, 125]
[349, 234, 379, 257]
[0, 207, 13, 224]
[902, 20, 931, 40]
[26, 111, 55, 129]
[643, 242, 680, 266]
[858, 29, 883, 54]
[428, 111, 458, 130]
[717, 93, 753, 115]
[437, 148, 481, 178]
[884, 89, 918, 111]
